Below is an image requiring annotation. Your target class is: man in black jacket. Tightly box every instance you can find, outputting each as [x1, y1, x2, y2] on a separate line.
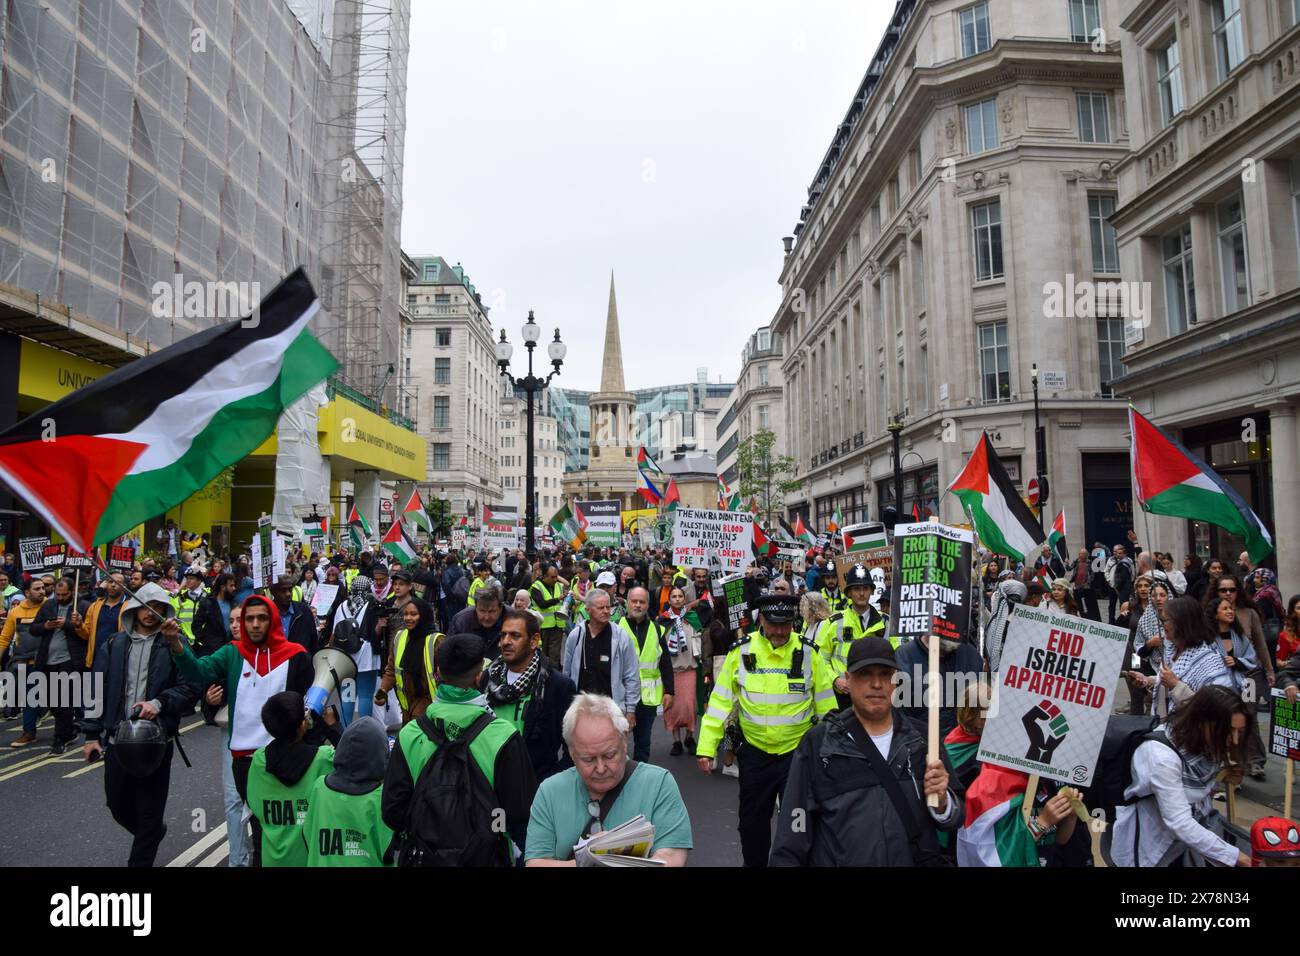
[770, 637, 961, 867]
[481, 607, 576, 781]
[194, 572, 237, 657]
[82, 583, 202, 867]
[270, 574, 320, 654]
[32, 576, 90, 754]
[450, 584, 504, 660]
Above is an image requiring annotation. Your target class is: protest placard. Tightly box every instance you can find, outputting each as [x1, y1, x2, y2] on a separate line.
[887, 522, 973, 644]
[671, 508, 754, 574]
[836, 544, 892, 609]
[480, 524, 519, 551]
[108, 545, 136, 571]
[451, 528, 467, 551]
[19, 536, 50, 572]
[1269, 688, 1300, 761]
[311, 583, 340, 618]
[41, 542, 67, 571]
[578, 500, 622, 547]
[977, 605, 1129, 786]
[64, 547, 97, 570]
[709, 572, 752, 639]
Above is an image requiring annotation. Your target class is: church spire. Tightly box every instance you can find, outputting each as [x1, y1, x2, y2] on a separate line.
[600, 270, 626, 393]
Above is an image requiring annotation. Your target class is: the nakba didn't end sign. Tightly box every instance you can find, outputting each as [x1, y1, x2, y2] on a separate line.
[977, 605, 1129, 787]
[671, 509, 753, 574]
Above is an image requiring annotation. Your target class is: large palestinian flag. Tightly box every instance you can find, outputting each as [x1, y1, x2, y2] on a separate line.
[956, 764, 1041, 868]
[0, 269, 335, 553]
[381, 520, 417, 565]
[1130, 406, 1273, 563]
[948, 432, 1045, 562]
[402, 488, 433, 534]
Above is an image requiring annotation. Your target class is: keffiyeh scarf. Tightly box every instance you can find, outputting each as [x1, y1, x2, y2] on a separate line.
[484, 651, 543, 705]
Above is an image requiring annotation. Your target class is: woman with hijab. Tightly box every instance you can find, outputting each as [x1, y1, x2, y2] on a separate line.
[1130, 596, 1233, 719]
[376, 597, 436, 723]
[658, 585, 701, 756]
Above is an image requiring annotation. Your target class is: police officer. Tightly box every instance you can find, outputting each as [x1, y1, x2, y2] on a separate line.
[530, 563, 568, 667]
[812, 562, 887, 708]
[696, 594, 837, 867]
[819, 559, 847, 613]
[171, 566, 207, 646]
[467, 561, 492, 608]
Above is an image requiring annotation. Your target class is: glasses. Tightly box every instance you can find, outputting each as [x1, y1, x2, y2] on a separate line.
[586, 800, 603, 835]
[1219, 587, 1237, 594]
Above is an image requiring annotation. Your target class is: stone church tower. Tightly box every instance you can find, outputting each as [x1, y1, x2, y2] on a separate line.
[583, 272, 639, 509]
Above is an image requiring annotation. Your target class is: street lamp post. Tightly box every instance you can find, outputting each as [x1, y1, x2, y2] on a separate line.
[496, 313, 566, 557]
[886, 416, 904, 522]
[1031, 363, 1047, 532]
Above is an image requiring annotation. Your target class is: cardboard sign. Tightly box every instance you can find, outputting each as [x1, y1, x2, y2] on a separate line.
[108, 545, 136, 571]
[65, 547, 97, 570]
[1269, 688, 1300, 761]
[578, 500, 622, 547]
[837, 545, 893, 610]
[887, 522, 973, 644]
[977, 605, 1130, 786]
[451, 528, 467, 551]
[480, 523, 519, 552]
[311, 583, 340, 618]
[41, 542, 67, 571]
[19, 536, 49, 572]
[710, 572, 752, 638]
[671, 509, 755, 574]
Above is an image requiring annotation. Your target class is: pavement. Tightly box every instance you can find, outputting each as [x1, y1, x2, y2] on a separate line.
[0, 706, 744, 867]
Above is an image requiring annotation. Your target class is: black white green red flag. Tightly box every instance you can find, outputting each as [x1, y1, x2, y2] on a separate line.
[948, 432, 1045, 562]
[0, 269, 336, 553]
[348, 504, 372, 549]
[402, 488, 433, 533]
[1130, 406, 1273, 562]
[381, 520, 418, 565]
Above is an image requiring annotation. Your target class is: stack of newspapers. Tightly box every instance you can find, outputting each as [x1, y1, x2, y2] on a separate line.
[577, 816, 664, 867]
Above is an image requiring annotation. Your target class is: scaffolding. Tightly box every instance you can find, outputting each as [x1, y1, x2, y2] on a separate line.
[311, 0, 409, 406]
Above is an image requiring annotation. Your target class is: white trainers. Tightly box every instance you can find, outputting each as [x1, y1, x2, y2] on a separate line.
[721, 762, 739, 778]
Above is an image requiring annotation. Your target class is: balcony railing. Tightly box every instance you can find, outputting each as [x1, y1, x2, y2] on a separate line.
[327, 377, 417, 432]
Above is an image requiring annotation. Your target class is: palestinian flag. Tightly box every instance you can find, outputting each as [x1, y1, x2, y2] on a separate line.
[348, 504, 372, 550]
[381, 520, 417, 565]
[0, 269, 336, 552]
[663, 477, 681, 511]
[458, 515, 469, 528]
[636, 447, 665, 505]
[956, 764, 1041, 868]
[303, 515, 329, 539]
[841, 521, 887, 554]
[1130, 406, 1274, 562]
[484, 504, 517, 526]
[753, 523, 777, 559]
[828, 507, 842, 533]
[948, 432, 1045, 562]
[912, 501, 922, 522]
[793, 514, 815, 545]
[1048, 509, 1068, 570]
[549, 502, 587, 549]
[403, 488, 433, 533]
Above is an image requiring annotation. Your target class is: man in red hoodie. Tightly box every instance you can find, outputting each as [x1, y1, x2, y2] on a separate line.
[168, 594, 333, 866]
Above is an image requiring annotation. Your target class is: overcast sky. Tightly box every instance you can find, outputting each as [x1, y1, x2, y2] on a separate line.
[401, 1, 894, 392]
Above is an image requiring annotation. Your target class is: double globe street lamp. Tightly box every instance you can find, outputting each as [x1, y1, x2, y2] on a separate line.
[496, 312, 566, 556]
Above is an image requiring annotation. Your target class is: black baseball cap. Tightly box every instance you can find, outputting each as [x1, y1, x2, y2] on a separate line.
[390, 568, 414, 582]
[846, 636, 898, 673]
[435, 633, 485, 679]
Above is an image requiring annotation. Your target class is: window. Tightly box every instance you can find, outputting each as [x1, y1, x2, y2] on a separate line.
[909, 146, 923, 189]
[436, 327, 451, 346]
[432, 443, 451, 470]
[434, 358, 451, 383]
[1211, 0, 1244, 82]
[759, 405, 770, 429]
[757, 328, 771, 351]
[965, 98, 999, 154]
[404, 325, 412, 347]
[422, 263, 436, 281]
[1069, 0, 1101, 43]
[971, 200, 1004, 281]
[1077, 92, 1110, 143]
[1097, 316, 1125, 397]
[759, 365, 769, 387]
[1156, 38, 1184, 127]
[433, 396, 449, 427]
[434, 293, 451, 305]
[979, 321, 1010, 403]
[403, 357, 411, 382]
[1162, 223, 1196, 335]
[889, 177, 901, 212]
[1088, 193, 1120, 274]
[1217, 193, 1250, 314]
[871, 201, 882, 236]
[960, 3, 991, 57]
[406, 293, 417, 310]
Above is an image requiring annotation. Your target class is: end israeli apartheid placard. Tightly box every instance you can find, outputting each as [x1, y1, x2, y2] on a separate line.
[977, 605, 1129, 786]
[671, 508, 754, 574]
[887, 522, 973, 645]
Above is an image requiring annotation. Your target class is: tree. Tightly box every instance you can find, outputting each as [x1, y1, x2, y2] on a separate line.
[735, 429, 801, 528]
[425, 497, 454, 537]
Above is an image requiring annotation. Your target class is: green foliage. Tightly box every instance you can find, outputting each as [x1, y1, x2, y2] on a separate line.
[192, 466, 235, 502]
[735, 429, 801, 526]
[426, 497, 454, 537]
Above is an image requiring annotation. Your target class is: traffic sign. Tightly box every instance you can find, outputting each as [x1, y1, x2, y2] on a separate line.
[1027, 478, 1040, 506]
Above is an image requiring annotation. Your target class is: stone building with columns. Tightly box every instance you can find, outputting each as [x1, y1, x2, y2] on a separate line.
[773, 0, 1134, 549]
[1110, 0, 1300, 585]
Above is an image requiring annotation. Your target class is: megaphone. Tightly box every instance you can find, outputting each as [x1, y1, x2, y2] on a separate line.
[306, 647, 357, 719]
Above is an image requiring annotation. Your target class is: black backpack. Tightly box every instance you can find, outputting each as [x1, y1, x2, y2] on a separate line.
[399, 711, 510, 867]
[1078, 714, 1179, 825]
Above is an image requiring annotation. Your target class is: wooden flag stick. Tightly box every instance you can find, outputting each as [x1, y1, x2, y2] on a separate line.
[1286, 759, 1294, 823]
[926, 632, 941, 808]
[1022, 774, 1040, 829]
[1061, 786, 1107, 868]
